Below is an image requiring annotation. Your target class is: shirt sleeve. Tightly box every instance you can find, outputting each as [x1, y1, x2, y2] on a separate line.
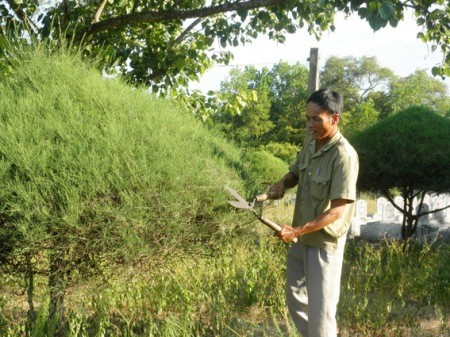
[329, 147, 359, 202]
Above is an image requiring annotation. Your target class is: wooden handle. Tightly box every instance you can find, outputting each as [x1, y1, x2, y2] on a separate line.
[259, 216, 298, 243]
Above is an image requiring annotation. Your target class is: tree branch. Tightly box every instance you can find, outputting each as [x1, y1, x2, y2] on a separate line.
[170, 17, 203, 48]
[92, 0, 108, 24]
[5, 0, 38, 34]
[81, 0, 291, 39]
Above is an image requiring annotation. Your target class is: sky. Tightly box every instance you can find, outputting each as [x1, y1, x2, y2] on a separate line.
[190, 11, 447, 93]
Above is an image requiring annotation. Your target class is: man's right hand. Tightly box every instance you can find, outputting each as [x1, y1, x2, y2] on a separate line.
[268, 181, 286, 199]
[268, 172, 299, 199]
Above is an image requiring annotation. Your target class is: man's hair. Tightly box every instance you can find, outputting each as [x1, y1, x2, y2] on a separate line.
[307, 88, 343, 116]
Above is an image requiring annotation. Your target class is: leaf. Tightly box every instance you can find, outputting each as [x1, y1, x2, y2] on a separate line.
[368, 14, 388, 32]
[389, 16, 399, 28]
[431, 66, 440, 76]
[416, 17, 425, 26]
[220, 36, 227, 48]
[175, 58, 185, 70]
[257, 11, 271, 23]
[380, 1, 395, 20]
[237, 9, 248, 21]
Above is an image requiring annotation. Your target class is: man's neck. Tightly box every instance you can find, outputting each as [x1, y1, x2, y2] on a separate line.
[316, 129, 338, 151]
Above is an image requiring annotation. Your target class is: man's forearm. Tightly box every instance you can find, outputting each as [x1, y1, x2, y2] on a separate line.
[280, 172, 298, 189]
[294, 199, 347, 236]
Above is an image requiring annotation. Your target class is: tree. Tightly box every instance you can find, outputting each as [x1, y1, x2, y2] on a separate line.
[215, 66, 273, 146]
[320, 56, 450, 135]
[320, 55, 396, 112]
[388, 69, 450, 117]
[339, 97, 379, 138]
[1, 0, 449, 94]
[0, 45, 252, 333]
[212, 61, 309, 162]
[267, 61, 310, 146]
[351, 106, 450, 239]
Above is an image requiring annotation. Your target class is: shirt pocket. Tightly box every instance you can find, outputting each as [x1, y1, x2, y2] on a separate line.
[298, 163, 307, 178]
[310, 175, 329, 200]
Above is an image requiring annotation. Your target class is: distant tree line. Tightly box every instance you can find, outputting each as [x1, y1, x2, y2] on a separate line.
[211, 55, 450, 163]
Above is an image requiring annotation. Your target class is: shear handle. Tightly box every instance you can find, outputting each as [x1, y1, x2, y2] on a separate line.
[258, 215, 298, 243]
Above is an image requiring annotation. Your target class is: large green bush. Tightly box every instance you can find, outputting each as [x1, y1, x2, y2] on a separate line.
[242, 149, 288, 196]
[0, 44, 288, 326]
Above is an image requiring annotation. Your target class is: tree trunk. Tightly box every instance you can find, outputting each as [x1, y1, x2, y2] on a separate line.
[48, 252, 66, 336]
[25, 253, 36, 337]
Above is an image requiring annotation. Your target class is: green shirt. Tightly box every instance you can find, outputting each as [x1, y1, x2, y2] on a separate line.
[289, 130, 359, 249]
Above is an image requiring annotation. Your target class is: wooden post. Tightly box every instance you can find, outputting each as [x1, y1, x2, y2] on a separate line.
[307, 48, 319, 96]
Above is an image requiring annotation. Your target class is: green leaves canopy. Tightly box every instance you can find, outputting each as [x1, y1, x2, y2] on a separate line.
[351, 106, 450, 194]
[1, 0, 449, 92]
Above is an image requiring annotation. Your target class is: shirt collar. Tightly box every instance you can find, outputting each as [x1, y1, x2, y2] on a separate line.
[309, 130, 342, 157]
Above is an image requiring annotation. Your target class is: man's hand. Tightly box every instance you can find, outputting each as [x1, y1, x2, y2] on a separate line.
[268, 172, 299, 200]
[275, 223, 302, 243]
[268, 181, 286, 199]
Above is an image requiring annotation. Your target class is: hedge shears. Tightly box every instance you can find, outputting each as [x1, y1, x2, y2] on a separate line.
[225, 186, 297, 243]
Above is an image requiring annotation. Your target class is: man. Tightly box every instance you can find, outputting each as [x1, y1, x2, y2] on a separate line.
[268, 89, 359, 337]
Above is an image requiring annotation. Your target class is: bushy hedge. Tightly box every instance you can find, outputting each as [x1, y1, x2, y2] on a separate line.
[241, 149, 288, 197]
[0, 44, 287, 290]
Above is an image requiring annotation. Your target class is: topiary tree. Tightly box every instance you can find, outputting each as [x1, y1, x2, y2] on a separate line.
[351, 106, 450, 239]
[0, 43, 253, 334]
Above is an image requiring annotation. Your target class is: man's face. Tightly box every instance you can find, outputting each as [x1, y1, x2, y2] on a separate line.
[305, 102, 339, 141]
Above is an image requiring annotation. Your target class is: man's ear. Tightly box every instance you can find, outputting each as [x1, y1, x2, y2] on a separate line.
[332, 114, 340, 125]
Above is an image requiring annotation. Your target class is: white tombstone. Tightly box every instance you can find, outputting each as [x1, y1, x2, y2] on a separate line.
[382, 202, 396, 223]
[412, 194, 430, 215]
[433, 196, 447, 221]
[355, 199, 368, 219]
[376, 197, 388, 218]
[350, 218, 362, 237]
[416, 203, 430, 225]
[445, 194, 450, 222]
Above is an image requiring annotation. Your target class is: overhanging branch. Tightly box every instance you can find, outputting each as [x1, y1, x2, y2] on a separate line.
[81, 0, 291, 39]
[170, 17, 203, 48]
[92, 0, 108, 24]
[5, 0, 38, 34]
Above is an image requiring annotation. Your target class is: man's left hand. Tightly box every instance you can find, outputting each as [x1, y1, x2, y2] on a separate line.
[275, 223, 301, 243]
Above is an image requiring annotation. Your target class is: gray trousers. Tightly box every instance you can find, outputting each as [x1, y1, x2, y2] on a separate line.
[286, 240, 346, 337]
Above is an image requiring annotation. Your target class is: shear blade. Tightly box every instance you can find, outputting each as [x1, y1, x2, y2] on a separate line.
[227, 200, 254, 210]
[224, 186, 247, 203]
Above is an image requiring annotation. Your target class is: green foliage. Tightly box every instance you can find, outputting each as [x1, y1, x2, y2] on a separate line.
[339, 98, 380, 138]
[389, 69, 450, 116]
[0, 42, 273, 326]
[351, 106, 450, 194]
[214, 66, 273, 146]
[242, 149, 289, 195]
[259, 142, 300, 164]
[351, 105, 450, 238]
[0, 0, 336, 93]
[2, 0, 449, 105]
[340, 240, 450, 336]
[267, 61, 310, 146]
[1, 235, 448, 336]
[212, 61, 309, 159]
[320, 55, 396, 111]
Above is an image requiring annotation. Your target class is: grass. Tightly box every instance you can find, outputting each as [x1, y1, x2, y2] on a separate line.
[0, 228, 448, 336]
